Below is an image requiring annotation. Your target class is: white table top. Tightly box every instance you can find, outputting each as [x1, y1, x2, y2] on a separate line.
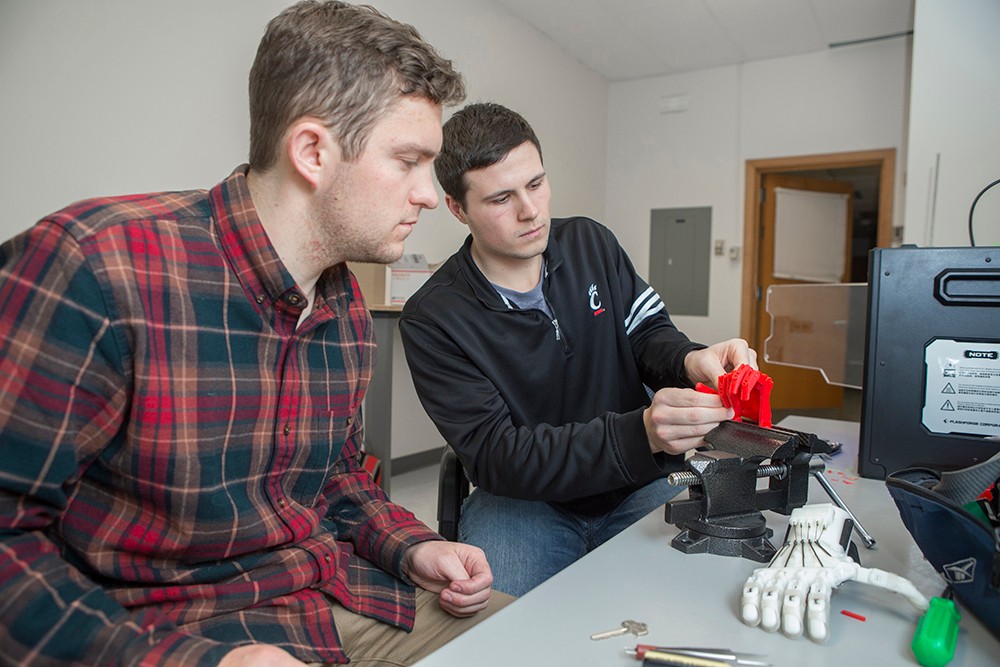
[416, 417, 1000, 666]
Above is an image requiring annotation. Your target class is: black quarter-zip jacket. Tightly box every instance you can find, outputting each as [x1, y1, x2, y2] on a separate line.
[399, 217, 706, 516]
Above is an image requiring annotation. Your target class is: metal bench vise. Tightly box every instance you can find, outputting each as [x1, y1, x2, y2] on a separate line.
[663, 419, 834, 562]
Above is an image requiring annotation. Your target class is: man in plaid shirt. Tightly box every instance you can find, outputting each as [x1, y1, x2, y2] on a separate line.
[0, 2, 510, 665]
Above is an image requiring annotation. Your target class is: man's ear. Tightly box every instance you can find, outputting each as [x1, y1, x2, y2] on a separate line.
[286, 119, 335, 189]
[445, 195, 468, 225]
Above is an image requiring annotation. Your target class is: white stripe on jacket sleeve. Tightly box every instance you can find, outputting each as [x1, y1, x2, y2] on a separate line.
[625, 286, 665, 336]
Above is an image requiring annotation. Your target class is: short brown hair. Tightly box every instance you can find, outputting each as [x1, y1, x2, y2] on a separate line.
[435, 103, 542, 207]
[248, 1, 465, 169]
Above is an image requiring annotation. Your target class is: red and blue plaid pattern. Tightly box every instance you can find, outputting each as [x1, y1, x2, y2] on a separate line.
[0, 166, 440, 666]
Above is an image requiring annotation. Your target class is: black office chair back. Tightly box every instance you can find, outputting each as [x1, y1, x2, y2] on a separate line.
[437, 448, 471, 541]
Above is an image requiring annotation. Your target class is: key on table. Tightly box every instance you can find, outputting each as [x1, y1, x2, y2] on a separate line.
[590, 620, 648, 640]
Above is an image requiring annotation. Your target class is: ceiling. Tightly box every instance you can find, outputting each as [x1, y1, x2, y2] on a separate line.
[491, 0, 914, 81]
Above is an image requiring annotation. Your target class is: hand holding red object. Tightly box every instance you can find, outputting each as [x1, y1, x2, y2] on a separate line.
[695, 363, 774, 428]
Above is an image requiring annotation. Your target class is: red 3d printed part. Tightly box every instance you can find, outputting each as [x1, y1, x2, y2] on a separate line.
[696, 364, 774, 428]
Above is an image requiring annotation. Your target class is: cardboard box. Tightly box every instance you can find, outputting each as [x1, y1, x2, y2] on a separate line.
[349, 262, 390, 306]
[388, 268, 433, 304]
[349, 255, 434, 306]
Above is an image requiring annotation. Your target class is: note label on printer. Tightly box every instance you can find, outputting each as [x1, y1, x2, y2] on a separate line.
[922, 338, 1000, 437]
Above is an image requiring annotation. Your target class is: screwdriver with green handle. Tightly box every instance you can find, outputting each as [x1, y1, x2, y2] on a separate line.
[912, 596, 961, 667]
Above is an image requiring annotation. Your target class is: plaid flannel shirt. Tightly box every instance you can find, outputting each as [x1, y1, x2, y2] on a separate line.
[0, 166, 440, 666]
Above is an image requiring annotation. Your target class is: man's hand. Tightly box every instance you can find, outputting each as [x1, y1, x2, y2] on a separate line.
[219, 645, 307, 667]
[402, 541, 494, 617]
[683, 338, 757, 387]
[643, 387, 734, 455]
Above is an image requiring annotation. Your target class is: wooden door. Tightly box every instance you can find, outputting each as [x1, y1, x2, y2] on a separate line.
[755, 174, 853, 410]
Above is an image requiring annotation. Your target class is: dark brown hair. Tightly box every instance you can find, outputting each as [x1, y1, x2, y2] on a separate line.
[435, 102, 542, 206]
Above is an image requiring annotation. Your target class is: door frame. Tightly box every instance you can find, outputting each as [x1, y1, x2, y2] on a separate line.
[739, 148, 896, 344]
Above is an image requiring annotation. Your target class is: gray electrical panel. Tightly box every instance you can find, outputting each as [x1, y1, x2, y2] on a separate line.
[649, 207, 711, 316]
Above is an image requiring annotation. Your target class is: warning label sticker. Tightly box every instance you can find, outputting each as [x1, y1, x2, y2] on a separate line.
[923, 339, 1000, 437]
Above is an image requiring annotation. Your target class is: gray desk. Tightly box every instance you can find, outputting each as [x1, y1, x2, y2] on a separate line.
[416, 417, 999, 666]
[365, 306, 401, 495]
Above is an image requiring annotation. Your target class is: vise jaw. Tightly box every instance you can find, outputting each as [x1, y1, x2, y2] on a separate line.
[663, 420, 833, 562]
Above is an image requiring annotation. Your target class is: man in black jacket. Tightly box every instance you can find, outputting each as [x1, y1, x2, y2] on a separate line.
[399, 103, 757, 596]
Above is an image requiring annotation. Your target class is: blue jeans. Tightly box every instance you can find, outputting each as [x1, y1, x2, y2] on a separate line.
[458, 478, 681, 596]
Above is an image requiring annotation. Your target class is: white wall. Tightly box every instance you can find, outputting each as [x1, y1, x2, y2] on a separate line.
[0, 0, 608, 460]
[607, 39, 910, 346]
[0, 0, 272, 233]
[904, 0, 1000, 247]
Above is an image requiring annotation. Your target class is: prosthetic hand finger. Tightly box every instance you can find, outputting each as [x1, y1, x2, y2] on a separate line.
[730, 364, 750, 401]
[694, 382, 718, 396]
[806, 578, 833, 644]
[722, 374, 743, 419]
[853, 567, 930, 612]
[717, 374, 732, 408]
[759, 571, 788, 633]
[739, 365, 759, 402]
[743, 387, 761, 424]
[740, 571, 765, 627]
[756, 376, 774, 428]
[780, 575, 808, 638]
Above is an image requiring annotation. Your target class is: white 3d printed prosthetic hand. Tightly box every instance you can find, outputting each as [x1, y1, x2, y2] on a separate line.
[740, 504, 929, 643]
